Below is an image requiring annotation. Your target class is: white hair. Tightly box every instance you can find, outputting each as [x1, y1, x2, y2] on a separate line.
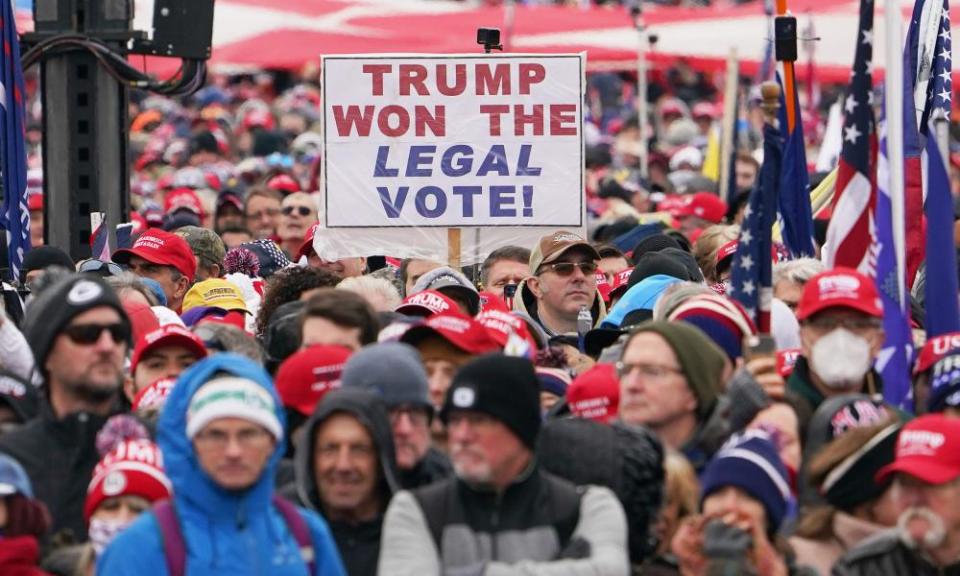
[772, 258, 826, 288]
[337, 275, 401, 312]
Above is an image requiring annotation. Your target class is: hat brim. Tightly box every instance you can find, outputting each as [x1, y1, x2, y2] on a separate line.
[540, 242, 602, 268]
[797, 299, 883, 322]
[112, 246, 175, 269]
[133, 332, 207, 374]
[875, 457, 960, 486]
[584, 328, 626, 359]
[435, 286, 480, 316]
[393, 303, 435, 318]
[0, 483, 17, 496]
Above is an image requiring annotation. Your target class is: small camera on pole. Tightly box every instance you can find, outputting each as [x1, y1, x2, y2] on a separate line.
[774, 15, 798, 62]
[477, 28, 503, 53]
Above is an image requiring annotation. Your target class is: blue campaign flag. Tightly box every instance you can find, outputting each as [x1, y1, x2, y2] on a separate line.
[0, 0, 29, 282]
[874, 111, 913, 410]
[730, 122, 782, 333]
[776, 74, 816, 258]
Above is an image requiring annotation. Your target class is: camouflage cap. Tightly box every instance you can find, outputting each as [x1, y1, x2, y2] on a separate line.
[176, 225, 226, 268]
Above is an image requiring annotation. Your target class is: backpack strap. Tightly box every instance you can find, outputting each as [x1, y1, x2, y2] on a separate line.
[541, 472, 584, 551]
[152, 500, 186, 576]
[411, 479, 457, 552]
[272, 494, 316, 574]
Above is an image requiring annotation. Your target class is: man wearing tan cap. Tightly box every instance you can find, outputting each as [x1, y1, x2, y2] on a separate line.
[513, 231, 606, 337]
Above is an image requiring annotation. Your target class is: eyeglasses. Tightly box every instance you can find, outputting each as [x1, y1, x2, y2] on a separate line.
[193, 427, 272, 450]
[281, 205, 312, 217]
[62, 322, 130, 345]
[78, 259, 123, 277]
[389, 406, 431, 427]
[537, 261, 598, 277]
[615, 361, 683, 380]
[805, 316, 881, 333]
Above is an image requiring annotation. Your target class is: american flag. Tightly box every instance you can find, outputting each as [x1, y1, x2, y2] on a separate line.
[0, 0, 28, 282]
[730, 122, 782, 333]
[912, 0, 960, 338]
[823, 0, 877, 275]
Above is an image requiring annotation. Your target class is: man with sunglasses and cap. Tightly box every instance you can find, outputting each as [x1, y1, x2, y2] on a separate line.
[513, 231, 607, 338]
[0, 274, 131, 543]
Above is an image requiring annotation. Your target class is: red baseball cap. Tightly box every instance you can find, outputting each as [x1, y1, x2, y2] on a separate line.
[716, 240, 738, 264]
[275, 345, 352, 416]
[267, 174, 300, 195]
[164, 188, 205, 219]
[395, 290, 461, 318]
[476, 310, 537, 351]
[132, 377, 176, 413]
[477, 291, 509, 313]
[675, 192, 727, 224]
[692, 101, 719, 119]
[400, 313, 502, 355]
[130, 325, 208, 376]
[595, 270, 612, 303]
[608, 268, 634, 300]
[27, 194, 43, 212]
[567, 364, 620, 423]
[296, 223, 318, 261]
[122, 300, 161, 347]
[795, 267, 883, 321]
[914, 332, 960, 375]
[876, 414, 960, 485]
[113, 229, 198, 283]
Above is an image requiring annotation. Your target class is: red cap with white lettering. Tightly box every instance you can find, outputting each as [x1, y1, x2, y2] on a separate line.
[875, 414, 960, 485]
[566, 364, 620, 424]
[795, 267, 883, 321]
[84, 438, 172, 522]
[395, 290, 461, 318]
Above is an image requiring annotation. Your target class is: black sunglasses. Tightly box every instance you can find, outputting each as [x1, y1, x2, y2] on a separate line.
[538, 261, 598, 277]
[281, 205, 312, 217]
[78, 259, 123, 277]
[62, 322, 130, 345]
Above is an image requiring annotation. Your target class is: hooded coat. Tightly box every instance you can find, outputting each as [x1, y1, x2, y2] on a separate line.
[97, 353, 346, 576]
[292, 388, 399, 576]
[513, 279, 607, 338]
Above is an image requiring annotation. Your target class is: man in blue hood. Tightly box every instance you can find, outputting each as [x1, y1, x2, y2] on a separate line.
[98, 353, 346, 575]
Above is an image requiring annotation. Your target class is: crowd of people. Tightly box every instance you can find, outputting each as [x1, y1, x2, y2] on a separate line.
[0, 48, 958, 576]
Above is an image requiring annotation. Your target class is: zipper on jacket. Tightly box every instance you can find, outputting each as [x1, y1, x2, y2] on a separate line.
[490, 493, 502, 561]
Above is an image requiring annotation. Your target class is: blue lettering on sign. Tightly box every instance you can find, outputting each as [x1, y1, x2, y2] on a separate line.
[441, 145, 474, 177]
[373, 146, 398, 177]
[415, 186, 447, 218]
[406, 146, 436, 177]
[452, 186, 482, 217]
[476, 145, 509, 176]
[377, 186, 408, 218]
[490, 185, 516, 217]
[516, 145, 542, 176]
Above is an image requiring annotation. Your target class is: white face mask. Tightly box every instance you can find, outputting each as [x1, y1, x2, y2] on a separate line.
[89, 517, 134, 557]
[810, 328, 872, 389]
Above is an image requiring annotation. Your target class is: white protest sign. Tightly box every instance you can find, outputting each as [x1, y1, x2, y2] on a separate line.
[322, 54, 584, 228]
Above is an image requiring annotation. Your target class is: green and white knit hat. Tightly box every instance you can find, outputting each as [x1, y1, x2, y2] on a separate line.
[186, 377, 283, 441]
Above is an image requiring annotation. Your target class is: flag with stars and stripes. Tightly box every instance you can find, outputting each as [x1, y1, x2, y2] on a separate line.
[910, 0, 960, 338]
[873, 110, 913, 409]
[823, 0, 877, 275]
[730, 122, 782, 333]
[0, 0, 28, 283]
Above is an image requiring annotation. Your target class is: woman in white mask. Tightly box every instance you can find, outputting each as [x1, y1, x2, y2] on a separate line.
[789, 268, 886, 415]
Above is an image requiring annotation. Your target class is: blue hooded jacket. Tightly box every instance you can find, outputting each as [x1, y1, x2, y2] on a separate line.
[97, 354, 346, 576]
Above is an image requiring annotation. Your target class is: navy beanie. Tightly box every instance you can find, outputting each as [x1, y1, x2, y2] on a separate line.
[700, 431, 791, 534]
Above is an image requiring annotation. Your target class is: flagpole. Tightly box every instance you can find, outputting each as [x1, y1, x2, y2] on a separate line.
[885, 0, 906, 304]
[719, 48, 739, 204]
[632, 1, 649, 181]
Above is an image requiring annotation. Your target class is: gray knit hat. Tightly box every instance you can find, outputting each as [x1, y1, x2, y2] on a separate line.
[340, 342, 431, 409]
[411, 266, 480, 316]
[24, 274, 131, 378]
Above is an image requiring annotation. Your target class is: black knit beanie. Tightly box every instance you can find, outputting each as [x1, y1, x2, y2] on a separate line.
[441, 353, 541, 449]
[23, 274, 130, 378]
